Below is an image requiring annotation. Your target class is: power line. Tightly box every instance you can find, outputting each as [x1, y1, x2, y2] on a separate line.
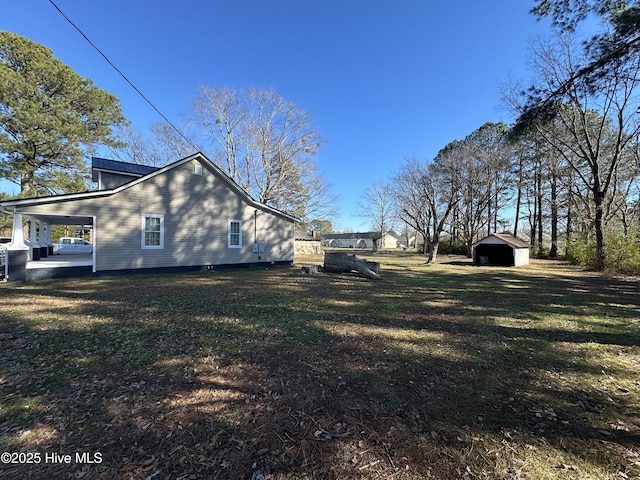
[48, 0, 198, 152]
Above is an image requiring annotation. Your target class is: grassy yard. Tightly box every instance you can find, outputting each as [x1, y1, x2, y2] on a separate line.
[0, 251, 638, 479]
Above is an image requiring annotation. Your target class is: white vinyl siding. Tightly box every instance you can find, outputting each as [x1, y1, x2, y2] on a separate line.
[142, 214, 164, 249]
[228, 220, 242, 248]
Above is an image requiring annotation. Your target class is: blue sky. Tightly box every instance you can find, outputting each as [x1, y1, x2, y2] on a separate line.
[2, 1, 555, 231]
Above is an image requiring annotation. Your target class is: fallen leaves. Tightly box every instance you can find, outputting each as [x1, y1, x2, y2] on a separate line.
[0, 258, 638, 479]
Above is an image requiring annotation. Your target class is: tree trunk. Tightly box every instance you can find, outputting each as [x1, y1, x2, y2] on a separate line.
[549, 174, 558, 257]
[487, 187, 492, 237]
[21, 171, 36, 196]
[514, 192, 521, 237]
[426, 230, 441, 264]
[426, 240, 439, 264]
[514, 157, 523, 237]
[530, 180, 537, 249]
[493, 193, 499, 234]
[324, 252, 381, 280]
[594, 192, 606, 270]
[452, 209, 458, 242]
[565, 180, 573, 256]
[537, 168, 543, 256]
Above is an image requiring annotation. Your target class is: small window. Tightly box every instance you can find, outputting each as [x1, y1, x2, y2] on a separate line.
[194, 163, 203, 176]
[142, 214, 164, 249]
[228, 220, 242, 248]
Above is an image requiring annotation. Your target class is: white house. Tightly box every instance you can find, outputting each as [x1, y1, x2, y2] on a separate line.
[321, 232, 399, 250]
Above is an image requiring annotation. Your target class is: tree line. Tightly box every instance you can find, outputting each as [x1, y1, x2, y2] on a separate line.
[359, 1, 640, 273]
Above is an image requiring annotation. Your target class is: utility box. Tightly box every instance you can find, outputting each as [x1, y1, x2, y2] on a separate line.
[252, 242, 265, 253]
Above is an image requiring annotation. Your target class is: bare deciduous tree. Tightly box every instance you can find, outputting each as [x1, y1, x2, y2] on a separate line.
[439, 123, 512, 257]
[358, 181, 396, 251]
[188, 86, 249, 189]
[109, 123, 194, 167]
[394, 155, 457, 263]
[186, 86, 332, 222]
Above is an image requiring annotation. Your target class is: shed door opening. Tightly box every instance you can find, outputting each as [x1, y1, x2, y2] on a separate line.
[474, 244, 514, 266]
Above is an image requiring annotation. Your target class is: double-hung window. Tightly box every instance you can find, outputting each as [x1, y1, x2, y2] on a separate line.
[142, 214, 164, 249]
[228, 220, 242, 248]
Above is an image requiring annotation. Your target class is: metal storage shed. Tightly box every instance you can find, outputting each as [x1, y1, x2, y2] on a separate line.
[472, 233, 530, 267]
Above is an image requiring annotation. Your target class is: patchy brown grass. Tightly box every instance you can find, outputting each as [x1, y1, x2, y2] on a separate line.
[0, 251, 638, 479]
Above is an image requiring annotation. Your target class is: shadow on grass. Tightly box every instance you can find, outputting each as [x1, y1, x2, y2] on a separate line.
[0, 260, 638, 479]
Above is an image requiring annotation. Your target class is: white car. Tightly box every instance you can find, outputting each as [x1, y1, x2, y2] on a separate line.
[55, 237, 93, 255]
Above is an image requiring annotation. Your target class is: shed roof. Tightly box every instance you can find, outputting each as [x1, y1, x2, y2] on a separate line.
[473, 233, 530, 249]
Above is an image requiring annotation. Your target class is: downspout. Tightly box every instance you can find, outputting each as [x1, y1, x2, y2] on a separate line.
[254, 210, 258, 245]
[254, 210, 261, 260]
[92, 215, 97, 273]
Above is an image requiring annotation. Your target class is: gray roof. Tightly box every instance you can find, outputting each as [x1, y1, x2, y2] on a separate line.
[295, 232, 320, 241]
[321, 231, 398, 240]
[321, 232, 375, 240]
[91, 157, 159, 182]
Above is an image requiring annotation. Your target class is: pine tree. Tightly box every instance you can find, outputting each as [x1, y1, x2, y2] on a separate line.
[0, 32, 127, 196]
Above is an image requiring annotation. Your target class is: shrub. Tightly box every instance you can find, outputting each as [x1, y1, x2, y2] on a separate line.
[605, 234, 640, 275]
[565, 234, 640, 274]
[437, 238, 467, 255]
[566, 239, 598, 269]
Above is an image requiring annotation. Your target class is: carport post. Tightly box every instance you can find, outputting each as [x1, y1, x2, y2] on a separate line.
[44, 222, 53, 256]
[29, 218, 40, 261]
[6, 213, 29, 282]
[40, 222, 50, 258]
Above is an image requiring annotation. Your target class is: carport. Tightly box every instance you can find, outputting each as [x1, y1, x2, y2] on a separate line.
[1, 209, 95, 281]
[472, 233, 530, 267]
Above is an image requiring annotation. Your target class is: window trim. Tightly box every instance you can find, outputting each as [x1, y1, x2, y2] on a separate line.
[228, 219, 242, 248]
[141, 214, 164, 249]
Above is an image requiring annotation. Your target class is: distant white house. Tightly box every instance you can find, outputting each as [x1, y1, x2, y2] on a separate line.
[321, 231, 400, 250]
